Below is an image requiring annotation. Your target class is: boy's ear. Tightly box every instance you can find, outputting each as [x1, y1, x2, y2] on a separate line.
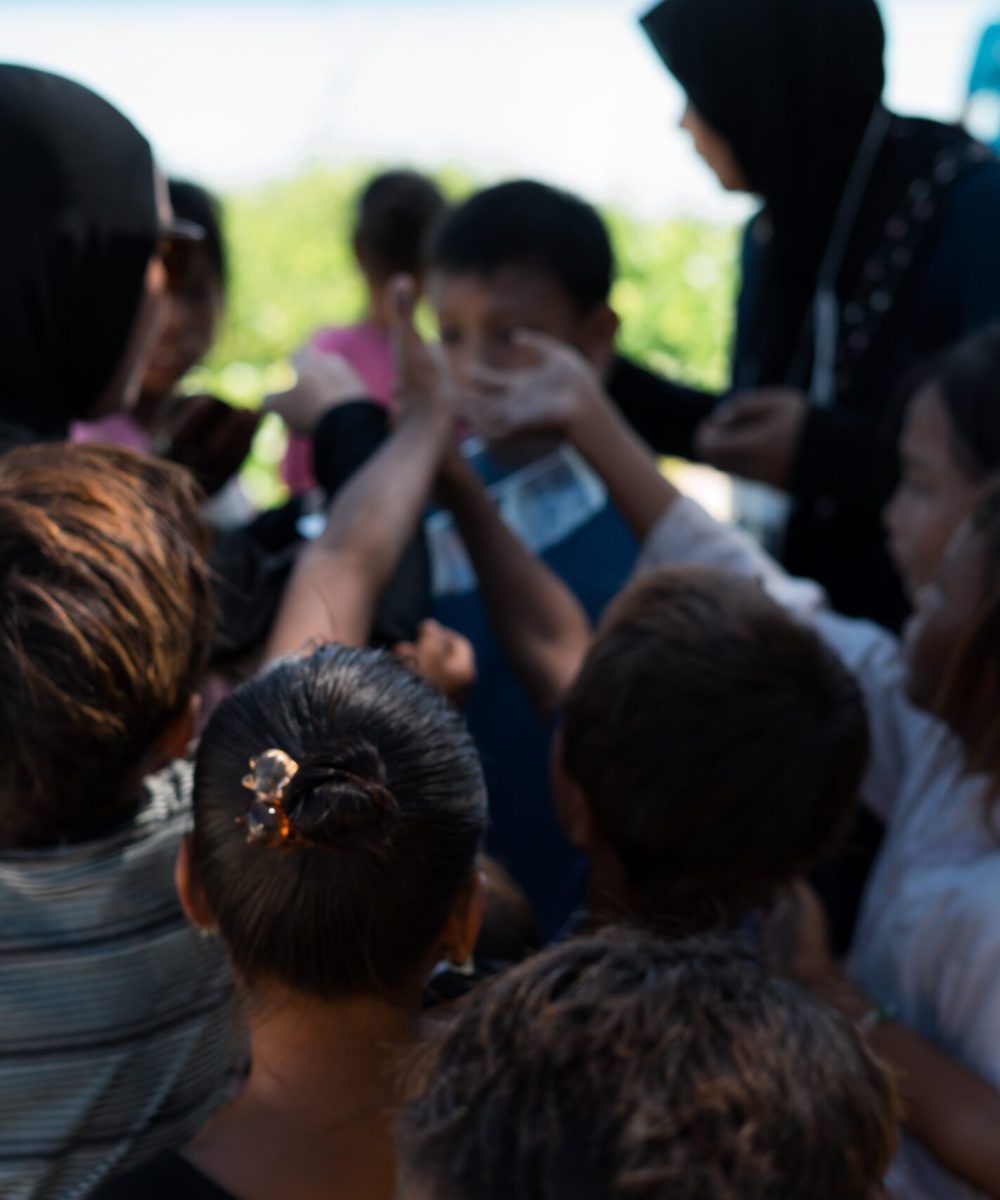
[550, 730, 596, 851]
[163, 694, 200, 762]
[439, 868, 487, 966]
[148, 694, 201, 774]
[576, 303, 620, 378]
[560, 777, 596, 851]
[175, 832, 217, 934]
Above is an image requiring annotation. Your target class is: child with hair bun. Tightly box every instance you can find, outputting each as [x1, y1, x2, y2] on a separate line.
[97, 645, 487, 1200]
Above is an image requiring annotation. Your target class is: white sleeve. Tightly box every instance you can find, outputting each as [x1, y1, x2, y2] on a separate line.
[639, 498, 928, 824]
[812, 611, 937, 824]
[638, 497, 826, 618]
[913, 876, 1000, 1091]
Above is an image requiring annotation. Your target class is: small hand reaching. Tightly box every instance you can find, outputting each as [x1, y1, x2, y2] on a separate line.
[387, 274, 456, 430]
[393, 620, 477, 707]
[263, 346, 367, 436]
[461, 330, 603, 445]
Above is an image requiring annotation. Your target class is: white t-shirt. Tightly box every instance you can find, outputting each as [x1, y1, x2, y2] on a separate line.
[641, 497, 1000, 1200]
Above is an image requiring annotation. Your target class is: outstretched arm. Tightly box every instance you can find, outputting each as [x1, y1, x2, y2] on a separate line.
[264, 279, 453, 660]
[436, 448, 590, 716]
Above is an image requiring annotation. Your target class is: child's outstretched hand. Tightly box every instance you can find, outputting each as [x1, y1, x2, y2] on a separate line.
[463, 330, 603, 444]
[387, 274, 456, 428]
[393, 619, 477, 707]
[263, 346, 367, 436]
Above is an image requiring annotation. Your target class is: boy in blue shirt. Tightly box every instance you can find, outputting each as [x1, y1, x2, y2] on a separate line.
[425, 180, 638, 929]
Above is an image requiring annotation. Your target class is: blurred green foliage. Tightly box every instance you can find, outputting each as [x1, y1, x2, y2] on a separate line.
[188, 166, 739, 505]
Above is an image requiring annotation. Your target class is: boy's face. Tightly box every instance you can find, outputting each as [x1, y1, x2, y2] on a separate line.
[429, 265, 615, 406]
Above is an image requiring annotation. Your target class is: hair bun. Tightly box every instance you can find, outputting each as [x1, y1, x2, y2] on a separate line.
[284, 736, 400, 854]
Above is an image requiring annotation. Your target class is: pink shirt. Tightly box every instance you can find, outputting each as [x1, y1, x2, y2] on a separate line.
[282, 321, 396, 495]
[72, 412, 151, 453]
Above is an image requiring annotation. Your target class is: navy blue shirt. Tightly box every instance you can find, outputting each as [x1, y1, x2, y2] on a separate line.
[430, 444, 637, 933]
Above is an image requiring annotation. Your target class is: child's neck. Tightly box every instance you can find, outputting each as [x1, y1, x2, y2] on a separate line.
[366, 280, 400, 332]
[186, 989, 416, 1200]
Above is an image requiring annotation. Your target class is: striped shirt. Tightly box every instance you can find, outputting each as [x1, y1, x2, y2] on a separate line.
[0, 761, 242, 1200]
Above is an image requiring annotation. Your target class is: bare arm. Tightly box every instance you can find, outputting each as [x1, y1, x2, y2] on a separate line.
[264, 279, 452, 660]
[265, 408, 450, 659]
[436, 449, 591, 716]
[823, 973, 1000, 1196]
[783, 882, 1000, 1197]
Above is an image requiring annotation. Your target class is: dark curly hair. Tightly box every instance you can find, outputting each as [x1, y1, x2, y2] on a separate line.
[398, 928, 898, 1200]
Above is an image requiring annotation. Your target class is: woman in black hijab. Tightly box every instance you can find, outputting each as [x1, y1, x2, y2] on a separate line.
[0, 64, 168, 449]
[611, 0, 1000, 630]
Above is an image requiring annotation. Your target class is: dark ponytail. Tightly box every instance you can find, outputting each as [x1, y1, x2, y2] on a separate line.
[193, 645, 487, 1000]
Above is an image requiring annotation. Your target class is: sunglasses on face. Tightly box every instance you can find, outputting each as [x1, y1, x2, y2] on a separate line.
[158, 217, 207, 291]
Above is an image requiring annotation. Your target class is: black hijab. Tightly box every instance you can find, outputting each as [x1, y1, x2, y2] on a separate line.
[641, 0, 979, 389]
[0, 65, 158, 441]
[641, 0, 885, 269]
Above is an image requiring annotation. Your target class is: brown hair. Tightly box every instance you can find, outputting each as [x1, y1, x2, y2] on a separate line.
[562, 567, 869, 932]
[398, 928, 898, 1200]
[0, 442, 212, 846]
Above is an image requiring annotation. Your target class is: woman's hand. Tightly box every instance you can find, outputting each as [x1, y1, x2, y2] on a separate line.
[695, 388, 807, 490]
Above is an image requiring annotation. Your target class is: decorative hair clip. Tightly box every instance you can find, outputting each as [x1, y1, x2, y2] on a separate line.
[237, 748, 301, 848]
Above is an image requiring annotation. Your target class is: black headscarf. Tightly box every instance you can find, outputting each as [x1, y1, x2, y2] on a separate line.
[0, 65, 158, 441]
[640, 0, 979, 389]
[641, 0, 885, 266]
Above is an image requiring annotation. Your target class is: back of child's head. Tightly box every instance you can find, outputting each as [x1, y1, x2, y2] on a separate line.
[561, 566, 869, 931]
[0, 442, 211, 848]
[169, 178, 226, 287]
[192, 644, 487, 1001]
[429, 179, 614, 313]
[398, 927, 897, 1200]
[354, 170, 446, 282]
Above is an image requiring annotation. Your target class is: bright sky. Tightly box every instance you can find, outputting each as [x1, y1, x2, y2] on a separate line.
[3, 0, 998, 219]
